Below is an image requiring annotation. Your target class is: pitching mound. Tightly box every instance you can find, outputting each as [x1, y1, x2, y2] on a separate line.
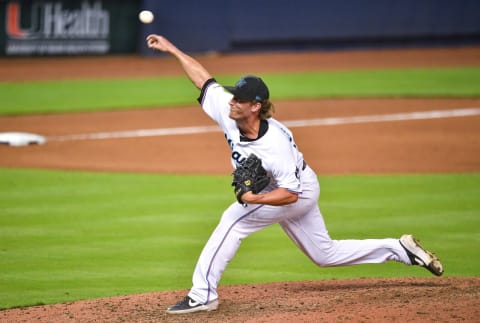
[2, 277, 478, 322]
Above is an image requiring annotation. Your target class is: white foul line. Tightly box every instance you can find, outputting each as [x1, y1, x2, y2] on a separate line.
[48, 107, 480, 142]
[282, 107, 480, 127]
[49, 125, 221, 141]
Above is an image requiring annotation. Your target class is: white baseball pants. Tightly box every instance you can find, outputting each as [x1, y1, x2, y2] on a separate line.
[188, 166, 411, 304]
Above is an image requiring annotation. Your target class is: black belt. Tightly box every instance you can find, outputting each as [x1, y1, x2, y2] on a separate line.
[302, 160, 307, 171]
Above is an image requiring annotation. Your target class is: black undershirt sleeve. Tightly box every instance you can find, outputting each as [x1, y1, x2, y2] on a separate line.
[197, 78, 217, 104]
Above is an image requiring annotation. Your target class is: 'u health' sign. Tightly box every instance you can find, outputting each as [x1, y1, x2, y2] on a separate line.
[1, 0, 138, 56]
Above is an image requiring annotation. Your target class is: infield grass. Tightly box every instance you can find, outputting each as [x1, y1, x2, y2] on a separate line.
[1, 67, 480, 115]
[1, 168, 479, 309]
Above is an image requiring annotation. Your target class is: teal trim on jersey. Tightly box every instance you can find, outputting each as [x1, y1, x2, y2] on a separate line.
[1, 67, 479, 115]
[1, 168, 479, 309]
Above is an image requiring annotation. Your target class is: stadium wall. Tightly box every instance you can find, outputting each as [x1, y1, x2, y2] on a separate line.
[1, 0, 479, 56]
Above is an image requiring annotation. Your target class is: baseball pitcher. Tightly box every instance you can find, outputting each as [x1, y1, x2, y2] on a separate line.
[146, 34, 443, 315]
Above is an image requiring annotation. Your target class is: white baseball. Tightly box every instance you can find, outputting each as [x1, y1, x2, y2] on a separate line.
[139, 10, 154, 24]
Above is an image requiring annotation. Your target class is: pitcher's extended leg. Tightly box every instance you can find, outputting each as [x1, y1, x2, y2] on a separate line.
[280, 205, 411, 266]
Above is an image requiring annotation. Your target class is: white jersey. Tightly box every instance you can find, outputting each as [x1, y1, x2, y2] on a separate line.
[199, 80, 305, 194]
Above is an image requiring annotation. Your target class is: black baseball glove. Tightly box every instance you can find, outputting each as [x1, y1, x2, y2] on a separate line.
[232, 153, 270, 204]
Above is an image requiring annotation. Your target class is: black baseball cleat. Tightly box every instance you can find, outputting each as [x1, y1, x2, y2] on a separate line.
[166, 296, 219, 314]
[399, 234, 444, 276]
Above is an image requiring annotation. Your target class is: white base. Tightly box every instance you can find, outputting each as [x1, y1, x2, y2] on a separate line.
[0, 132, 46, 147]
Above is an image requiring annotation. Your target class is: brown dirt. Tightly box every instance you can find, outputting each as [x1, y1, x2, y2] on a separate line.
[1, 97, 480, 174]
[2, 278, 479, 323]
[1, 46, 480, 322]
[1, 46, 480, 82]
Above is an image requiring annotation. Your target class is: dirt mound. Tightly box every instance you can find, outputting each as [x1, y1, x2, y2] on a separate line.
[2, 277, 478, 322]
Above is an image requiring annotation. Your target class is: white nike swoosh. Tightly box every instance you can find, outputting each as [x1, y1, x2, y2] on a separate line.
[188, 299, 200, 307]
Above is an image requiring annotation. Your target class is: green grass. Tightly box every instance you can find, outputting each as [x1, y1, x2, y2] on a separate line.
[1, 67, 479, 115]
[1, 168, 479, 309]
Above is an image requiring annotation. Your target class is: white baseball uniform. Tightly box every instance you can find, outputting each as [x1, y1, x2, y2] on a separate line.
[187, 79, 411, 305]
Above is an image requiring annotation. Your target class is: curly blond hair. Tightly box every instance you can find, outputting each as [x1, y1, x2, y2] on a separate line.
[258, 100, 275, 120]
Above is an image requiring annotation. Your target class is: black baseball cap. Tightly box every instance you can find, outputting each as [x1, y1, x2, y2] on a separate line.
[225, 75, 269, 102]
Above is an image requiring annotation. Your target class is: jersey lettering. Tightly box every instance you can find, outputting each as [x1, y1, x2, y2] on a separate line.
[232, 151, 247, 165]
[224, 133, 234, 150]
[278, 125, 297, 149]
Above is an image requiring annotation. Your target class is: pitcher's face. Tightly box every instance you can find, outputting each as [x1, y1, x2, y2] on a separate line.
[228, 97, 260, 121]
